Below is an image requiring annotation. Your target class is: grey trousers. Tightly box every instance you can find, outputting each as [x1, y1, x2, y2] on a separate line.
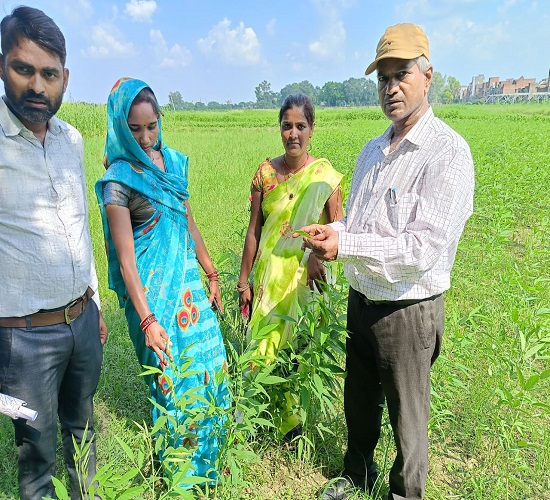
[343, 287, 444, 500]
[0, 300, 103, 500]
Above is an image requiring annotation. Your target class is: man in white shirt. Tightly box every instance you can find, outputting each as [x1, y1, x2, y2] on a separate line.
[0, 6, 107, 499]
[301, 24, 474, 500]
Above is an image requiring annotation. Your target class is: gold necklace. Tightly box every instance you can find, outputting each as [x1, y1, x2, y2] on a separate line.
[282, 153, 308, 200]
[149, 150, 167, 172]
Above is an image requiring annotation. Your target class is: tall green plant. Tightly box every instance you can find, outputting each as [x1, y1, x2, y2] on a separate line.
[49, 353, 231, 499]
[233, 263, 349, 460]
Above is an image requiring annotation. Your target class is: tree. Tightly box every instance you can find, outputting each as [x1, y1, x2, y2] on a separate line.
[278, 80, 318, 104]
[318, 81, 345, 107]
[342, 77, 378, 106]
[446, 76, 462, 102]
[363, 79, 379, 106]
[207, 101, 224, 110]
[441, 89, 454, 104]
[168, 91, 184, 110]
[428, 71, 446, 104]
[341, 78, 364, 106]
[254, 80, 278, 108]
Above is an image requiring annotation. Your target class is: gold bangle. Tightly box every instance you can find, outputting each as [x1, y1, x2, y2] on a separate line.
[236, 281, 251, 293]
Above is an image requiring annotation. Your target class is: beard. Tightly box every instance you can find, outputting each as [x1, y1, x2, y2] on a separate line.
[4, 83, 64, 124]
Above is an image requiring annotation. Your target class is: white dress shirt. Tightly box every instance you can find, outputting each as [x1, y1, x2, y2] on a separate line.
[331, 107, 474, 301]
[0, 97, 99, 317]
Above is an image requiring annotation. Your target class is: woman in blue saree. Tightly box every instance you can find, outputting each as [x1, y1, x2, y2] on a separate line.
[95, 78, 229, 484]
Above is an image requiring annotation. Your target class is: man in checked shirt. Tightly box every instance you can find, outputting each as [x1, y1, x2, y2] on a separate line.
[300, 24, 475, 500]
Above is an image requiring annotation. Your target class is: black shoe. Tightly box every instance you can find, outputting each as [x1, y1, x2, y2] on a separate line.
[317, 477, 357, 500]
[318, 463, 380, 499]
[282, 424, 302, 451]
[282, 424, 302, 442]
[366, 464, 379, 492]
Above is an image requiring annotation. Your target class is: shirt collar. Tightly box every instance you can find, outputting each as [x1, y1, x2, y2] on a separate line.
[378, 106, 435, 152]
[402, 106, 434, 147]
[0, 95, 61, 138]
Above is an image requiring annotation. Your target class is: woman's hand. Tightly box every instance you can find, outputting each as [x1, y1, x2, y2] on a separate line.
[307, 253, 327, 291]
[144, 321, 172, 368]
[208, 279, 223, 313]
[239, 287, 253, 322]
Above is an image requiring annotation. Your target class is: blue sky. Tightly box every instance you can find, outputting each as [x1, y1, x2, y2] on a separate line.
[1, 0, 548, 105]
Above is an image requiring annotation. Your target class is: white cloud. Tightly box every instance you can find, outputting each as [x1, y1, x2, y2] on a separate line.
[430, 16, 509, 56]
[124, 0, 157, 23]
[397, 0, 429, 18]
[57, 0, 93, 23]
[309, 20, 346, 58]
[197, 18, 261, 66]
[308, 0, 353, 59]
[81, 22, 135, 58]
[150, 29, 192, 69]
[395, 0, 478, 19]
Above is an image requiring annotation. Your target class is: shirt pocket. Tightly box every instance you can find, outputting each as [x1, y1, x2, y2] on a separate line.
[386, 191, 419, 234]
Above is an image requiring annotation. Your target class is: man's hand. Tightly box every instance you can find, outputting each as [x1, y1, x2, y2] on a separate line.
[295, 224, 339, 262]
[99, 311, 109, 345]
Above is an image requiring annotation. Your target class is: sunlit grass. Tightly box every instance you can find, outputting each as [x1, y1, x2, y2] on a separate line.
[1, 104, 548, 499]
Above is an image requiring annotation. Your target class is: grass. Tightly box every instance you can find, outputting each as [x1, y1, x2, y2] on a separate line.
[0, 103, 549, 499]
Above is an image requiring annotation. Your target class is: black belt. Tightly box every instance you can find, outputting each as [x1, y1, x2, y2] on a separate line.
[0, 288, 94, 328]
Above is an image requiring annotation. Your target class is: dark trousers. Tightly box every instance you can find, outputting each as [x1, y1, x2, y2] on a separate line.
[0, 300, 103, 500]
[343, 288, 444, 500]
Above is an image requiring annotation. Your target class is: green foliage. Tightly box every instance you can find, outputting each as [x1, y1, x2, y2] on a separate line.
[279, 81, 318, 105]
[1, 105, 548, 499]
[254, 80, 279, 109]
[45, 270, 349, 499]
[428, 71, 446, 104]
[58, 102, 107, 138]
[428, 71, 466, 104]
[235, 265, 349, 459]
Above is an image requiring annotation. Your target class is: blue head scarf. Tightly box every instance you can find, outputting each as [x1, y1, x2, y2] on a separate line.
[103, 77, 163, 170]
[100, 77, 189, 208]
[96, 77, 191, 304]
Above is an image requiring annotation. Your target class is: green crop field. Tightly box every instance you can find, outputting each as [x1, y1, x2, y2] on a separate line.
[0, 104, 548, 499]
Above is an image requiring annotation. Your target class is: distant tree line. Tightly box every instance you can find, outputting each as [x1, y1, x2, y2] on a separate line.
[167, 71, 461, 111]
[428, 73, 462, 104]
[253, 78, 379, 108]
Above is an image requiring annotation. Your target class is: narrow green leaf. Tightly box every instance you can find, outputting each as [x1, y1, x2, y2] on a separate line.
[524, 374, 540, 390]
[260, 375, 288, 385]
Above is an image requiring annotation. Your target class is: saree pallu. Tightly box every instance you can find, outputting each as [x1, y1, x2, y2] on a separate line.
[96, 148, 229, 482]
[247, 158, 343, 435]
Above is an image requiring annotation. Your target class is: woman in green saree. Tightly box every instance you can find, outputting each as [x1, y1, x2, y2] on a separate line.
[238, 94, 344, 440]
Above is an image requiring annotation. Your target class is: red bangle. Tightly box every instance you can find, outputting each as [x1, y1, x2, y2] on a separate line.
[206, 270, 219, 281]
[140, 313, 157, 332]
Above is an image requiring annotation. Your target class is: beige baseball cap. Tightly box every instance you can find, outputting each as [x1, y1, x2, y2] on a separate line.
[365, 23, 430, 75]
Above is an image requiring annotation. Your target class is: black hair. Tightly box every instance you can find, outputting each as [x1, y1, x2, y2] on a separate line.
[132, 87, 162, 118]
[1, 6, 66, 66]
[279, 93, 315, 127]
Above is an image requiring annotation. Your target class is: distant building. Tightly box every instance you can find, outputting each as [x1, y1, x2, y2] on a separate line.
[464, 68, 549, 101]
